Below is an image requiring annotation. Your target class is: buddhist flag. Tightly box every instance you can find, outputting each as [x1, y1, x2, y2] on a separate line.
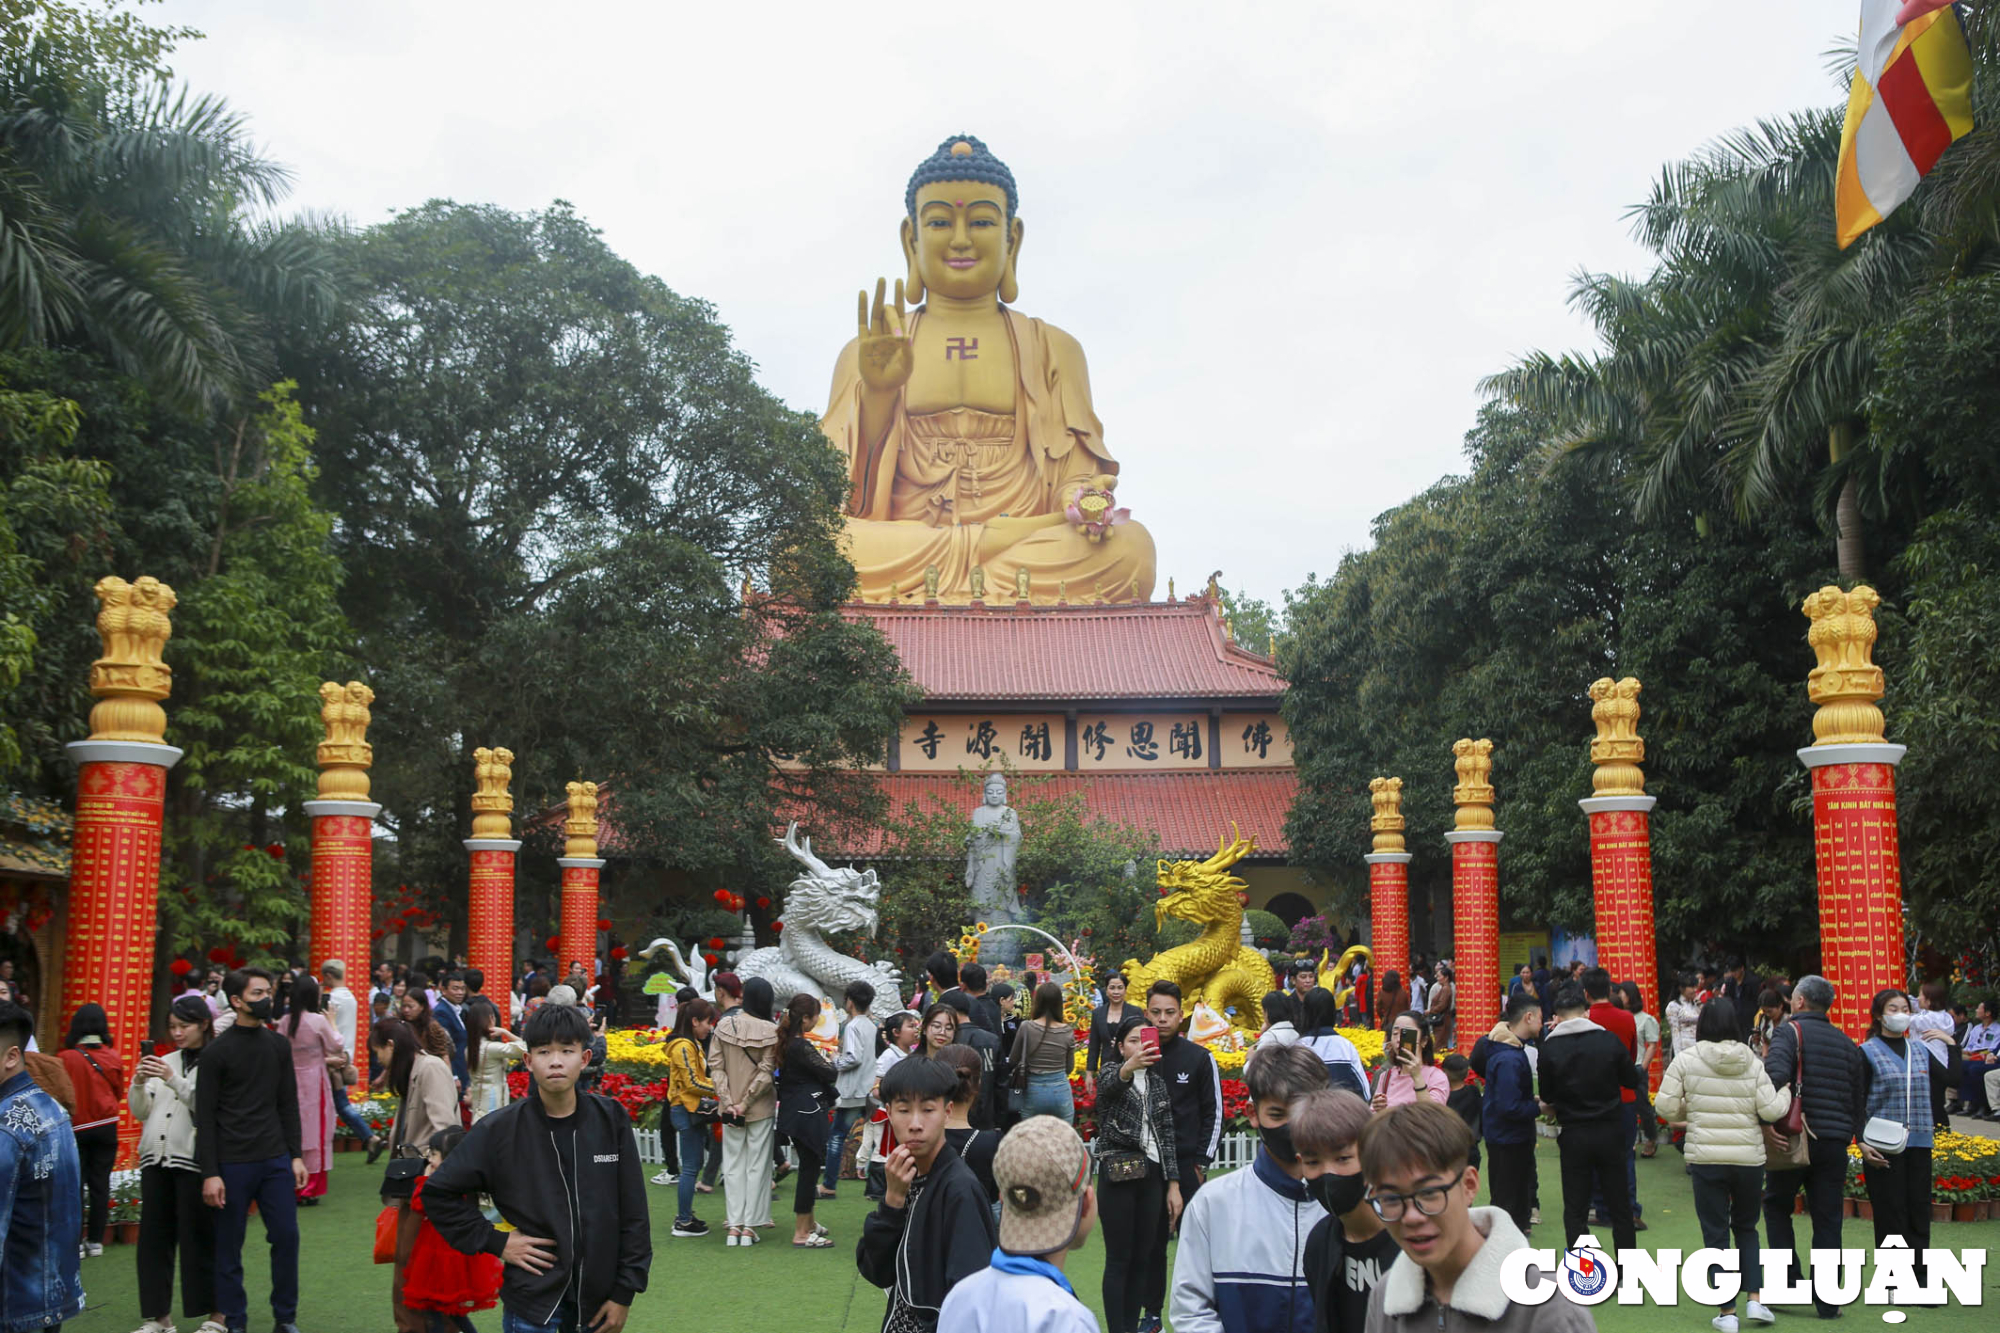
[1836, 1, 1974, 247]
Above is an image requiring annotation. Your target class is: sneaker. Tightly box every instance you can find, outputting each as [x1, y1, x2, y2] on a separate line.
[132, 1321, 175, 1333]
[1746, 1300, 1775, 1325]
[84, 1241, 104, 1257]
[672, 1217, 710, 1237]
[196, 1323, 229, 1333]
[1713, 1316, 1740, 1333]
[1529, 1207, 1540, 1225]
[1632, 1216, 1649, 1232]
[1137, 1316, 1164, 1333]
[650, 1169, 678, 1185]
[273, 1324, 303, 1333]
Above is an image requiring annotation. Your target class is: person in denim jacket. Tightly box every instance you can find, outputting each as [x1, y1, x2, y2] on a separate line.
[0, 999, 84, 1333]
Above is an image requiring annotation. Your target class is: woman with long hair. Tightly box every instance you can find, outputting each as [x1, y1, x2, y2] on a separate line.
[1370, 1009, 1449, 1108]
[61, 1000, 122, 1254]
[463, 997, 524, 1122]
[1086, 971, 1131, 1074]
[1008, 982, 1077, 1124]
[1618, 979, 1663, 1157]
[370, 1017, 458, 1333]
[1096, 1012, 1180, 1333]
[1653, 997, 1790, 1332]
[396, 990, 454, 1066]
[664, 998, 718, 1233]
[918, 1001, 960, 1059]
[1376, 969, 1408, 1029]
[1426, 962, 1457, 1049]
[1254, 990, 1299, 1050]
[281, 975, 346, 1202]
[1296, 986, 1368, 1098]
[710, 975, 779, 1247]
[1859, 988, 1955, 1276]
[128, 994, 222, 1333]
[775, 993, 838, 1247]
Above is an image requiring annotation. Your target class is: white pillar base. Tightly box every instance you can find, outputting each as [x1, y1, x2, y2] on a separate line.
[1364, 852, 1413, 865]
[1443, 830, 1505, 844]
[1578, 795, 1657, 815]
[67, 739, 183, 769]
[463, 838, 523, 853]
[557, 857, 607, 870]
[303, 800, 382, 819]
[1797, 743, 1906, 769]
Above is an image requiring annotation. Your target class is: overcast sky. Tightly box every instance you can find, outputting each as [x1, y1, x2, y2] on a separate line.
[159, 1, 1848, 609]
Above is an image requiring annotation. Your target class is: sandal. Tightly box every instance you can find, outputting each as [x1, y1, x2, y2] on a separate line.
[816, 1187, 838, 1200]
[1639, 1143, 1657, 1158]
[695, 1183, 715, 1194]
[792, 1232, 834, 1248]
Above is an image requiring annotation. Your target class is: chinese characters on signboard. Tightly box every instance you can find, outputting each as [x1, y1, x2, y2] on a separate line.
[894, 713, 1293, 772]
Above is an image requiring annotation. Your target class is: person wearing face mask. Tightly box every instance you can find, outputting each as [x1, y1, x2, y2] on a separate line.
[1290, 1089, 1390, 1333]
[194, 967, 307, 1333]
[1168, 1044, 1329, 1333]
[1858, 988, 1953, 1286]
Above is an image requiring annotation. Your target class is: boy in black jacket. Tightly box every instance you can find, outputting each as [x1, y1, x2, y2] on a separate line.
[425, 1002, 651, 1333]
[1295, 1088, 1393, 1333]
[1535, 982, 1639, 1252]
[856, 1055, 997, 1332]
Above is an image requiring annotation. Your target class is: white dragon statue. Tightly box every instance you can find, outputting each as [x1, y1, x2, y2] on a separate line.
[734, 824, 905, 1023]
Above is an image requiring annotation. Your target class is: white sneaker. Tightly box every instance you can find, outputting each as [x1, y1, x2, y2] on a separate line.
[196, 1323, 230, 1333]
[84, 1242, 104, 1258]
[650, 1169, 678, 1185]
[131, 1322, 174, 1333]
[1745, 1302, 1775, 1325]
[1713, 1315, 1740, 1333]
[1529, 1207, 1541, 1225]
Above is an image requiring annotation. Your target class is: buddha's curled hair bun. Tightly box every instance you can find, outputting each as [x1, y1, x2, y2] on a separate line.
[906, 135, 1019, 220]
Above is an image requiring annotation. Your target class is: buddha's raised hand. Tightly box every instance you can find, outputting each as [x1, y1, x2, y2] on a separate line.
[855, 277, 912, 394]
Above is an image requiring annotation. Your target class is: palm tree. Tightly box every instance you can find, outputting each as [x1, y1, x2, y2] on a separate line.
[0, 48, 338, 409]
[1486, 109, 1938, 582]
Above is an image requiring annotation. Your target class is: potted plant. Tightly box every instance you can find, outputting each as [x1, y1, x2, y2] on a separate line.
[108, 1169, 142, 1244]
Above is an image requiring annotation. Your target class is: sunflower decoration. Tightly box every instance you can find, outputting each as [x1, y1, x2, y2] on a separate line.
[956, 922, 989, 965]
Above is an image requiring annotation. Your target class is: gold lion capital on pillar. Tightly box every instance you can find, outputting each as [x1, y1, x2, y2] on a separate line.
[471, 747, 515, 838]
[316, 681, 375, 800]
[86, 575, 177, 743]
[1587, 677, 1646, 796]
[1803, 585, 1888, 745]
[1452, 738, 1495, 831]
[564, 781, 599, 859]
[1369, 777, 1406, 854]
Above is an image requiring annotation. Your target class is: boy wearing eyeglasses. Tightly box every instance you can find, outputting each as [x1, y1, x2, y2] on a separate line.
[1358, 1101, 1592, 1333]
[1168, 1044, 1329, 1333]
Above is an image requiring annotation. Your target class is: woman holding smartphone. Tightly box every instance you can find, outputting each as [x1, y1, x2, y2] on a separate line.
[1371, 1009, 1449, 1108]
[1096, 1013, 1180, 1333]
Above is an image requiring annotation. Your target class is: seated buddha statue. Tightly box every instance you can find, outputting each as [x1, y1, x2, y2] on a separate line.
[821, 134, 1157, 605]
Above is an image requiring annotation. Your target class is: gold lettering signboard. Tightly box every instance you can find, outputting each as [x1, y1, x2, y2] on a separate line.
[899, 714, 1067, 772]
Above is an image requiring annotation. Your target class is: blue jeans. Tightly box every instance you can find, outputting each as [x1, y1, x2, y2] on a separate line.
[501, 1304, 576, 1333]
[333, 1082, 375, 1143]
[212, 1155, 299, 1327]
[1020, 1071, 1074, 1124]
[669, 1105, 707, 1222]
[823, 1106, 863, 1191]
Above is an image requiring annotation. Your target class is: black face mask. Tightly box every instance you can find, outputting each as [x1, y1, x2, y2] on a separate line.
[244, 997, 274, 1021]
[1258, 1122, 1298, 1164]
[1308, 1170, 1368, 1216]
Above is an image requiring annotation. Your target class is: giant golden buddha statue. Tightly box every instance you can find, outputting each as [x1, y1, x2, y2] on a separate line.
[822, 135, 1156, 605]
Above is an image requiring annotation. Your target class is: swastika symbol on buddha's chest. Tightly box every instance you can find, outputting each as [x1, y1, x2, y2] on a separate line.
[944, 337, 979, 360]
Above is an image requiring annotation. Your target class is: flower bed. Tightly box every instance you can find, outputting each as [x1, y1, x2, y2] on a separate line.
[505, 1069, 671, 1128]
[1845, 1129, 2000, 1215]
[334, 1093, 399, 1140]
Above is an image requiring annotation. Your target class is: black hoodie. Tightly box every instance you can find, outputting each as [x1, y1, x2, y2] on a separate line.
[855, 1141, 996, 1330]
[423, 1090, 652, 1323]
[1153, 1031, 1222, 1183]
[1537, 1016, 1639, 1126]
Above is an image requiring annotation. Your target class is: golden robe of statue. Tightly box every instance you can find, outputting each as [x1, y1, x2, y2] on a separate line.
[822, 136, 1156, 605]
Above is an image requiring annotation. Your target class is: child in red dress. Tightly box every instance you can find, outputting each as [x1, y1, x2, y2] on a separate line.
[405, 1128, 504, 1333]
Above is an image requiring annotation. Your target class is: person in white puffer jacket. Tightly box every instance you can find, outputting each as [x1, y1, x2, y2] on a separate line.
[1653, 997, 1792, 1333]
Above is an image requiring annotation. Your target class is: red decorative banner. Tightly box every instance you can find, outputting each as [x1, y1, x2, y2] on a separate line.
[1810, 761, 1905, 1039]
[1450, 839, 1500, 1056]
[309, 812, 374, 1086]
[63, 760, 169, 1166]
[1589, 808, 1662, 1091]
[559, 864, 600, 986]
[467, 848, 516, 999]
[1367, 858, 1410, 988]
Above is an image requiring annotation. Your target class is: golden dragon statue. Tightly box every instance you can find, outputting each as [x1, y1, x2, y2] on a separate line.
[1122, 828, 1277, 1029]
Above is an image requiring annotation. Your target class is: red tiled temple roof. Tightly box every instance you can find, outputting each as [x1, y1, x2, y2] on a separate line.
[807, 768, 1297, 858]
[839, 597, 1283, 702]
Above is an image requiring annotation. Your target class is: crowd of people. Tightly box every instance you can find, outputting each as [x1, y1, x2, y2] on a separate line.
[0, 942, 1991, 1333]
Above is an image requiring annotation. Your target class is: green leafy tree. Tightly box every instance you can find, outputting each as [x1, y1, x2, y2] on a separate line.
[288, 201, 916, 941]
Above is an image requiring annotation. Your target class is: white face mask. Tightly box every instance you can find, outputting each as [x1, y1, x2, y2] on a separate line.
[1882, 1011, 1913, 1035]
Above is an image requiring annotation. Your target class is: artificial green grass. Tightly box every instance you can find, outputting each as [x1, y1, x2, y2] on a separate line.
[65, 1142, 1997, 1332]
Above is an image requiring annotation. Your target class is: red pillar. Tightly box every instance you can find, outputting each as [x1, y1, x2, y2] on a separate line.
[65, 746, 179, 1168]
[465, 841, 519, 994]
[306, 802, 377, 1077]
[61, 576, 182, 1173]
[558, 859, 602, 986]
[1366, 776, 1410, 989]
[1582, 795, 1661, 1090]
[1444, 832, 1501, 1055]
[1798, 585, 1905, 1039]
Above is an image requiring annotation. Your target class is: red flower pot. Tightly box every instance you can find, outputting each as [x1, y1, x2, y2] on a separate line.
[1951, 1202, 1978, 1223]
[1841, 1197, 1855, 1218]
[1856, 1199, 1873, 1220]
[1794, 1196, 1807, 1215]
[1929, 1201, 1950, 1223]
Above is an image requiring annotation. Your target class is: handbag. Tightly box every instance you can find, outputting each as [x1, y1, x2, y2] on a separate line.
[379, 1100, 426, 1200]
[373, 1204, 400, 1264]
[1100, 1152, 1151, 1183]
[692, 1097, 721, 1124]
[1011, 1022, 1044, 1095]
[1763, 1019, 1811, 1168]
[1860, 1038, 1913, 1157]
